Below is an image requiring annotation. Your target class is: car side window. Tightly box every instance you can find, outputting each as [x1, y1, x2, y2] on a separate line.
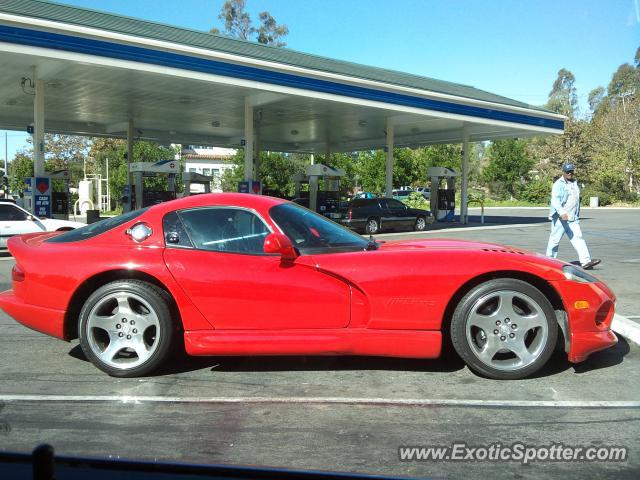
[162, 212, 194, 248]
[176, 207, 270, 254]
[386, 199, 406, 210]
[0, 205, 28, 221]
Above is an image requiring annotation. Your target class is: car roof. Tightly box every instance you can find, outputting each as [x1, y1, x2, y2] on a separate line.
[147, 193, 287, 215]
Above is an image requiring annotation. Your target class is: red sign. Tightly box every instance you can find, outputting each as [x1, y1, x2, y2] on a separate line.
[37, 181, 49, 194]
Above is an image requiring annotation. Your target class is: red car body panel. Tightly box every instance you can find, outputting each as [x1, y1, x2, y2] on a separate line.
[184, 329, 442, 358]
[0, 193, 617, 366]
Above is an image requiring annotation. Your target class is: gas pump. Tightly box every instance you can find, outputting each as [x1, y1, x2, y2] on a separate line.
[124, 160, 178, 211]
[182, 171, 213, 195]
[428, 167, 459, 222]
[292, 164, 345, 219]
[49, 170, 71, 220]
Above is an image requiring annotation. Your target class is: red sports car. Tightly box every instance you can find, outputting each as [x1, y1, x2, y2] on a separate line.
[0, 194, 617, 379]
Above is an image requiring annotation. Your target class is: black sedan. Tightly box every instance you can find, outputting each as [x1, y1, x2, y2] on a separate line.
[341, 197, 434, 234]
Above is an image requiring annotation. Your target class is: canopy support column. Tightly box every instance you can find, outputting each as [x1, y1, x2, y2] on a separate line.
[460, 124, 470, 224]
[33, 69, 45, 178]
[244, 99, 254, 183]
[127, 118, 134, 185]
[385, 121, 394, 197]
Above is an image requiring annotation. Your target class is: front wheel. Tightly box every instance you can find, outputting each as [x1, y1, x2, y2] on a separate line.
[450, 278, 557, 380]
[78, 280, 176, 377]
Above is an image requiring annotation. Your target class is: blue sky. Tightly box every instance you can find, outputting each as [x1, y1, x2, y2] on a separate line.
[2, 0, 639, 161]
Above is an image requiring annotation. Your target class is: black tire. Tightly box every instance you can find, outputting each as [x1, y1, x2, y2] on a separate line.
[78, 279, 177, 377]
[450, 278, 557, 380]
[364, 217, 380, 235]
[414, 215, 427, 231]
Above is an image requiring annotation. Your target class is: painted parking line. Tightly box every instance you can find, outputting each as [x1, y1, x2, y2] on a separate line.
[0, 395, 638, 408]
[612, 314, 640, 347]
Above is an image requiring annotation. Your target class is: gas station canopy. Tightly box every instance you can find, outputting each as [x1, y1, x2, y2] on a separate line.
[0, 0, 565, 221]
[0, 0, 564, 151]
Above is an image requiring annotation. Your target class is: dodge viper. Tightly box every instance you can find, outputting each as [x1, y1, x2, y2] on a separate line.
[0, 194, 617, 379]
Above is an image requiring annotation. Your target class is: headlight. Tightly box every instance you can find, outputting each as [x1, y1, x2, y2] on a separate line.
[563, 265, 598, 283]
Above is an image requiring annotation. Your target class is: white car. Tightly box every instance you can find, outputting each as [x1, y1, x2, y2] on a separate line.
[0, 201, 85, 248]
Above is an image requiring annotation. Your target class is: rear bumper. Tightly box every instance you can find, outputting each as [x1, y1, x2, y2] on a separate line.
[0, 290, 67, 340]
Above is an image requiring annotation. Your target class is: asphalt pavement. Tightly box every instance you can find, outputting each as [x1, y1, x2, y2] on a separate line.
[0, 207, 638, 479]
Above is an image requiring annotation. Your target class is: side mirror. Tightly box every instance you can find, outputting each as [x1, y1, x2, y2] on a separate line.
[263, 233, 297, 261]
[26, 214, 35, 221]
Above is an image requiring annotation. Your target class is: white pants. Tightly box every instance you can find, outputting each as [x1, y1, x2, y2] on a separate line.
[546, 218, 591, 266]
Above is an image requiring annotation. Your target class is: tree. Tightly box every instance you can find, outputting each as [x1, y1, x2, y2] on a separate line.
[213, 0, 253, 39]
[482, 139, 533, 199]
[635, 46, 640, 68]
[607, 63, 640, 98]
[546, 68, 578, 117]
[256, 12, 289, 47]
[8, 151, 33, 193]
[588, 86, 606, 114]
[211, 0, 289, 46]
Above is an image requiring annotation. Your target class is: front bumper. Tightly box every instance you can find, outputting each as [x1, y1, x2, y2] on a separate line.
[0, 289, 67, 340]
[551, 279, 618, 363]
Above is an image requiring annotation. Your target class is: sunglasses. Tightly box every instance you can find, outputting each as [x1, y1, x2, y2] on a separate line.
[565, 171, 575, 174]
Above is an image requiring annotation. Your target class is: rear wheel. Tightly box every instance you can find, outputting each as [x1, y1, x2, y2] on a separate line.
[365, 217, 380, 235]
[450, 278, 557, 380]
[414, 215, 427, 231]
[78, 280, 176, 377]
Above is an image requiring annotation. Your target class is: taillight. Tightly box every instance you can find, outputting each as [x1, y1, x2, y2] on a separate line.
[12, 264, 25, 282]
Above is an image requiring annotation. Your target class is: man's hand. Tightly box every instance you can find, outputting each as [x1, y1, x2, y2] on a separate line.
[560, 213, 569, 221]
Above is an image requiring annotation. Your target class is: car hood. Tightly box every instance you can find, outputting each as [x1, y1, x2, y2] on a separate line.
[378, 238, 529, 253]
[374, 237, 570, 275]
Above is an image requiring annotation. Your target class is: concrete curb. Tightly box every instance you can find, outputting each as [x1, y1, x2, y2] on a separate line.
[611, 314, 640, 346]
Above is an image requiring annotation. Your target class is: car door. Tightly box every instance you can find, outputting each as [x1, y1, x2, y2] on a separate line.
[381, 198, 413, 230]
[0, 204, 44, 248]
[162, 206, 350, 330]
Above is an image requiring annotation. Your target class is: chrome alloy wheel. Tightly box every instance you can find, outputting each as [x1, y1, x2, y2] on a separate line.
[415, 217, 426, 230]
[366, 218, 379, 234]
[465, 290, 549, 372]
[86, 291, 161, 370]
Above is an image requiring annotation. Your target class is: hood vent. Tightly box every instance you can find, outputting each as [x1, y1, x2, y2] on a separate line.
[482, 248, 525, 255]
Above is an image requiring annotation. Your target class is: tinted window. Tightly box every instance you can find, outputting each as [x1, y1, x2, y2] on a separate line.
[162, 212, 193, 248]
[0, 204, 28, 221]
[177, 207, 270, 254]
[351, 199, 377, 208]
[385, 199, 407, 210]
[46, 208, 149, 243]
[270, 203, 369, 254]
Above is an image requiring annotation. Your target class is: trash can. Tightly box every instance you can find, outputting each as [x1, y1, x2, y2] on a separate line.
[589, 196, 599, 208]
[86, 209, 101, 224]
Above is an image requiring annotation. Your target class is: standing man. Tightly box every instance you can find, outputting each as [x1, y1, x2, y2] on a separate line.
[546, 163, 600, 269]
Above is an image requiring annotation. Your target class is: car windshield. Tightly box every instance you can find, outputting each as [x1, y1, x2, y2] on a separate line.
[269, 202, 369, 254]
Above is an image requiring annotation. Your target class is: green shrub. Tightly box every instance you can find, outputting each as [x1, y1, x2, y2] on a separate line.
[580, 187, 613, 206]
[520, 178, 551, 204]
[403, 192, 429, 210]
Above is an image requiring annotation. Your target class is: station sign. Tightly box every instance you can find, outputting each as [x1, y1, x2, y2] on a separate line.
[33, 177, 52, 218]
